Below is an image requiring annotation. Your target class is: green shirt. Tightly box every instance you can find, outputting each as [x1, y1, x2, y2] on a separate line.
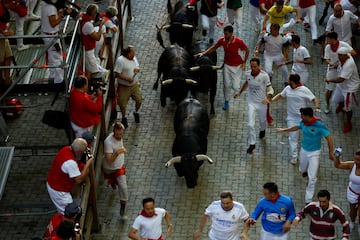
[227, 0, 242, 9]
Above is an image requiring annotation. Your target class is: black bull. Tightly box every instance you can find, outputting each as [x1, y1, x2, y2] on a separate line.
[190, 41, 220, 115]
[153, 45, 195, 107]
[157, 0, 198, 49]
[165, 97, 213, 188]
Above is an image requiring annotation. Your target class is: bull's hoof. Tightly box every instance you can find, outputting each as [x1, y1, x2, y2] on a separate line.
[153, 83, 158, 90]
[210, 108, 215, 116]
[161, 98, 166, 107]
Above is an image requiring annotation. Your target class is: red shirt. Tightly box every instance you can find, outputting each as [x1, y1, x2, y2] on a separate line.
[298, 0, 315, 8]
[47, 147, 78, 192]
[69, 88, 102, 128]
[80, 14, 96, 51]
[259, 0, 276, 14]
[43, 213, 65, 239]
[215, 36, 248, 66]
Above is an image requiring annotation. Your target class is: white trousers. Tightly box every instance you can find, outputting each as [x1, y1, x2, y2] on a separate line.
[226, 7, 243, 35]
[248, 102, 267, 145]
[201, 14, 216, 40]
[264, 52, 288, 82]
[223, 64, 242, 101]
[47, 182, 72, 214]
[300, 5, 317, 40]
[70, 121, 89, 139]
[103, 168, 129, 201]
[15, 15, 25, 47]
[299, 148, 321, 203]
[287, 119, 301, 160]
[260, 228, 290, 240]
[43, 37, 64, 84]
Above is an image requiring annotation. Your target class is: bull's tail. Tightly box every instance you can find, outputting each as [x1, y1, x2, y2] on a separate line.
[167, 0, 172, 14]
[156, 25, 165, 48]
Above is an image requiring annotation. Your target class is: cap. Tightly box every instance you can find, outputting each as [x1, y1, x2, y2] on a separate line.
[64, 200, 82, 218]
[337, 47, 350, 55]
[82, 131, 95, 144]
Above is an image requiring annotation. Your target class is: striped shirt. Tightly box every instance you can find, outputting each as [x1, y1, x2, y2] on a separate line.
[296, 201, 350, 240]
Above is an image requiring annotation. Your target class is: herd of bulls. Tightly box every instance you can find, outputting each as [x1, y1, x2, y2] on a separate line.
[153, 0, 221, 188]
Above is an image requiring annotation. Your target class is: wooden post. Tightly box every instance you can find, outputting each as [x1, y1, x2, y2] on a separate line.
[88, 161, 100, 232]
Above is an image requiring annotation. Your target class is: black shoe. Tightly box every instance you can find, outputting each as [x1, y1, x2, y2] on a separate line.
[121, 117, 128, 128]
[209, 38, 214, 44]
[133, 112, 140, 123]
[302, 172, 308, 178]
[247, 145, 256, 154]
[202, 29, 207, 37]
[259, 130, 265, 139]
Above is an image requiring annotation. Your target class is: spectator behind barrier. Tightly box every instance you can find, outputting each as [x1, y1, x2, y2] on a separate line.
[69, 76, 103, 138]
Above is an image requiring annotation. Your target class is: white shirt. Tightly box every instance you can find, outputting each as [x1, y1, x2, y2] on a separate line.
[245, 70, 271, 104]
[326, 10, 359, 44]
[61, 160, 81, 178]
[292, 45, 310, 73]
[263, 34, 289, 56]
[349, 164, 360, 193]
[82, 21, 95, 36]
[324, 41, 353, 72]
[132, 208, 166, 239]
[41, 3, 59, 33]
[280, 85, 316, 121]
[205, 200, 249, 240]
[114, 55, 140, 86]
[103, 133, 125, 170]
[339, 56, 360, 92]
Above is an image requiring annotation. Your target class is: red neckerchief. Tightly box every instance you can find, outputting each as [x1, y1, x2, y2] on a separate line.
[304, 117, 321, 126]
[140, 209, 157, 218]
[291, 82, 303, 89]
[330, 41, 339, 52]
[271, 192, 280, 203]
[251, 70, 261, 77]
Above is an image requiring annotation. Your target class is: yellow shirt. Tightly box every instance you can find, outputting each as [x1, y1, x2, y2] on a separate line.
[267, 5, 294, 26]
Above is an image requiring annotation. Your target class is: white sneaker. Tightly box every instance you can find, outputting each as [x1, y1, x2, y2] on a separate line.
[17, 45, 30, 51]
[324, 108, 330, 114]
[290, 158, 297, 165]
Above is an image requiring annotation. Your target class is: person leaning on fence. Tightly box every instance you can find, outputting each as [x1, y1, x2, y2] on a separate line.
[41, 0, 65, 84]
[94, 6, 118, 65]
[46, 138, 93, 213]
[69, 76, 103, 138]
[80, 4, 109, 81]
[43, 200, 82, 239]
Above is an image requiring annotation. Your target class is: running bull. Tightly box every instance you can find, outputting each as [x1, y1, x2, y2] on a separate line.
[190, 41, 221, 115]
[153, 44, 197, 107]
[157, 0, 198, 49]
[165, 97, 213, 188]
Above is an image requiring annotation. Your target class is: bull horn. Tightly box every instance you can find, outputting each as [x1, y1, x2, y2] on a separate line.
[190, 66, 200, 71]
[185, 79, 197, 84]
[162, 79, 173, 85]
[165, 156, 182, 168]
[162, 24, 171, 30]
[181, 24, 194, 29]
[196, 154, 214, 164]
[211, 65, 222, 70]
